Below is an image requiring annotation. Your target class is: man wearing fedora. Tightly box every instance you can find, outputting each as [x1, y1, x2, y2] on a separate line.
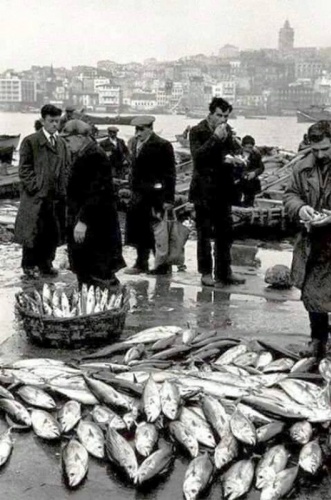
[125, 115, 176, 275]
[99, 126, 130, 179]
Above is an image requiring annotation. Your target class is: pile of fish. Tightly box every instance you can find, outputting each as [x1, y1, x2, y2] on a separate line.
[16, 283, 126, 318]
[0, 324, 331, 499]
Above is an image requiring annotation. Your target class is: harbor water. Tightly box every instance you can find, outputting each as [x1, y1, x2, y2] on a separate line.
[0, 112, 311, 152]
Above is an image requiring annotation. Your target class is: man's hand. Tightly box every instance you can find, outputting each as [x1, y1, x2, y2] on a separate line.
[298, 205, 316, 221]
[245, 172, 256, 181]
[310, 209, 331, 227]
[214, 124, 228, 140]
[74, 221, 87, 243]
[163, 202, 174, 211]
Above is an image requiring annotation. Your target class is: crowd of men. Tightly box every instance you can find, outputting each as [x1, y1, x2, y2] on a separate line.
[14, 98, 331, 360]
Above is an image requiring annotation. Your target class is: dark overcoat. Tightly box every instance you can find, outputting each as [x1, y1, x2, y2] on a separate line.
[66, 141, 126, 282]
[241, 148, 265, 195]
[189, 119, 238, 208]
[283, 152, 331, 312]
[99, 137, 129, 177]
[125, 133, 176, 248]
[14, 130, 69, 248]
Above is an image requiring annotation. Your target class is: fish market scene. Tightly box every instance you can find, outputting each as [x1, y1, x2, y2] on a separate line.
[1, 1, 331, 499]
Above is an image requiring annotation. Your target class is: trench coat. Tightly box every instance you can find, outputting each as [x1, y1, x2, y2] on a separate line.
[125, 133, 176, 249]
[14, 130, 69, 248]
[283, 152, 331, 312]
[66, 141, 126, 284]
[189, 119, 239, 208]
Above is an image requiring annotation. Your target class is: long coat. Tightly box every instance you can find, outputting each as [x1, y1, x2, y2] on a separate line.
[14, 130, 69, 248]
[189, 119, 239, 208]
[283, 152, 331, 312]
[125, 133, 176, 249]
[66, 141, 126, 283]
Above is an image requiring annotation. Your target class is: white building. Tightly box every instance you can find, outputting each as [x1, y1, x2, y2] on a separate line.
[94, 78, 111, 91]
[0, 78, 37, 103]
[131, 93, 157, 110]
[212, 81, 236, 103]
[97, 86, 121, 107]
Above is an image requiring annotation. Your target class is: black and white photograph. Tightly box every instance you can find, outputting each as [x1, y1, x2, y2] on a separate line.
[0, 1, 331, 498]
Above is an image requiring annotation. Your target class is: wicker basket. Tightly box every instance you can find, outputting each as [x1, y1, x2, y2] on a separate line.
[15, 288, 129, 349]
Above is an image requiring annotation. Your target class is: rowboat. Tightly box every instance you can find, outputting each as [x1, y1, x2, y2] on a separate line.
[0, 135, 20, 164]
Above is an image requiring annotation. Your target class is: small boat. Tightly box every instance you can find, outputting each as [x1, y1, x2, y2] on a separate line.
[244, 115, 267, 120]
[85, 114, 152, 126]
[296, 105, 331, 123]
[0, 135, 20, 164]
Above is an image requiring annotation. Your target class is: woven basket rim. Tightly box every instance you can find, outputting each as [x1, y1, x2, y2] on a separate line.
[15, 289, 129, 324]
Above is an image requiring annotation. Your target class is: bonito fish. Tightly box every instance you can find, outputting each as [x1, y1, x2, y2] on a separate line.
[62, 439, 89, 488]
[0, 428, 14, 467]
[256, 444, 289, 489]
[183, 453, 213, 500]
[223, 459, 255, 500]
[106, 427, 138, 480]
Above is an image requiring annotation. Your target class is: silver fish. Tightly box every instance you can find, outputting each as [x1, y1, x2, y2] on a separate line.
[257, 421, 285, 443]
[214, 344, 248, 365]
[214, 429, 238, 470]
[256, 351, 273, 370]
[169, 421, 199, 458]
[260, 467, 298, 500]
[230, 409, 256, 446]
[263, 358, 295, 373]
[124, 344, 145, 365]
[31, 409, 61, 440]
[58, 400, 81, 433]
[135, 442, 173, 484]
[49, 386, 98, 406]
[160, 380, 181, 420]
[84, 376, 134, 410]
[201, 394, 229, 438]
[319, 358, 331, 382]
[62, 439, 89, 488]
[106, 427, 138, 480]
[279, 379, 321, 407]
[0, 428, 14, 467]
[0, 386, 14, 400]
[289, 420, 313, 445]
[233, 351, 259, 367]
[11, 358, 65, 369]
[91, 405, 126, 430]
[291, 357, 316, 373]
[77, 420, 104, 459]
[223, 459, 255, 500]
[179, 407, 215, 448]
[143, 376, 162, 422]
[182, 328, 198, 345]
[183, 453, 213, 500]
[299, 440, 322, 474]
[256, 444, 289, 490]
[124, 326, 183, 345]
[135, 422, 158, 457]
[16, 385, 56, 410]
[0, 399, 31, 427]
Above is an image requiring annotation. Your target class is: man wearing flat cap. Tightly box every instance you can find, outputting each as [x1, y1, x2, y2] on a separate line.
[125, 115, 176, 275]
[99, 126, 130, 179]
[62, 119, 125, 288]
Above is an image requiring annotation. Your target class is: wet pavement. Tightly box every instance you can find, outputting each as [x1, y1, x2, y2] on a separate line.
[0, 237, 329, 499]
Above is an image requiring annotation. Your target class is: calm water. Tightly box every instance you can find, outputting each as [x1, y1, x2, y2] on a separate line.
[1, 111, 310, 152]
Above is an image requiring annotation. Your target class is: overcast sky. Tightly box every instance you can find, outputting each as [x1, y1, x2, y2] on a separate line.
[1, 0, 331, 71]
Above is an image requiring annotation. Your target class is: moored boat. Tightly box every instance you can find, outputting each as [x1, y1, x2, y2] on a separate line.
[85, 114, 152, 126]
[296, 105, 331, 123]
[0, 135, 20, 150]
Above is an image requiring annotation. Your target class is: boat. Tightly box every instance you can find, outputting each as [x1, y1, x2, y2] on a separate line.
[0, 135, 20, 164]
[85, 114, 153, 126]
[244, 115, 267, 120]
[296, 105, 331, 123]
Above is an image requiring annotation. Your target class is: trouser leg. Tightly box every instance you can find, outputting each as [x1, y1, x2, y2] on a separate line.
[136, 246, 150, 271]
[36, 202, 58, 271]
[21, 246, 38, 269]
[195, 206, 213, 276]
[214, 208, 233, 281]
[309, 311, 329, 343]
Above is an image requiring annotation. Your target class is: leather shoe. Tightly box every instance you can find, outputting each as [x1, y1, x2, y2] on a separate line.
[148, 265, 172, 275]
[216, 273, 246, 285]
[22, 267, 40, 279]
[124, 267, 148, 275]
[201, 274, 215, 287]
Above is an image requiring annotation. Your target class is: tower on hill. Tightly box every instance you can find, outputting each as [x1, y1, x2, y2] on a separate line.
[278, 20, 294, 53]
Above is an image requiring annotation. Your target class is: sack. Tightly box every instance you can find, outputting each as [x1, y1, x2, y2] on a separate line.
[153, 216, 170, 268]
[153, 211, 190, 268]
[168, 219, 190, 266]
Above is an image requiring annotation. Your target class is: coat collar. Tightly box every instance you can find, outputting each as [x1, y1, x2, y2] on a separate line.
[298, 152, 331, 201]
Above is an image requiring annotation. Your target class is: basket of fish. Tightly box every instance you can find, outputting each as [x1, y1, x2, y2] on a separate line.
[15, 283, 130, 348]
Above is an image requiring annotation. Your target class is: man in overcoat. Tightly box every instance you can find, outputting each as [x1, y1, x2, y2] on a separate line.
[99, 126, 130, 179]
[189, 97, 246, 287]
[284, 120, 331, 360]
[15, 104, 69, 278]
[125, 116, 176, 275]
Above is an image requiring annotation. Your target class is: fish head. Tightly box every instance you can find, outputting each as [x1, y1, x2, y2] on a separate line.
[183, 478, 202, 500]
[67, 464, 85, 488]
[260, 485, 278, 500]
[256, 467, 276, 490]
